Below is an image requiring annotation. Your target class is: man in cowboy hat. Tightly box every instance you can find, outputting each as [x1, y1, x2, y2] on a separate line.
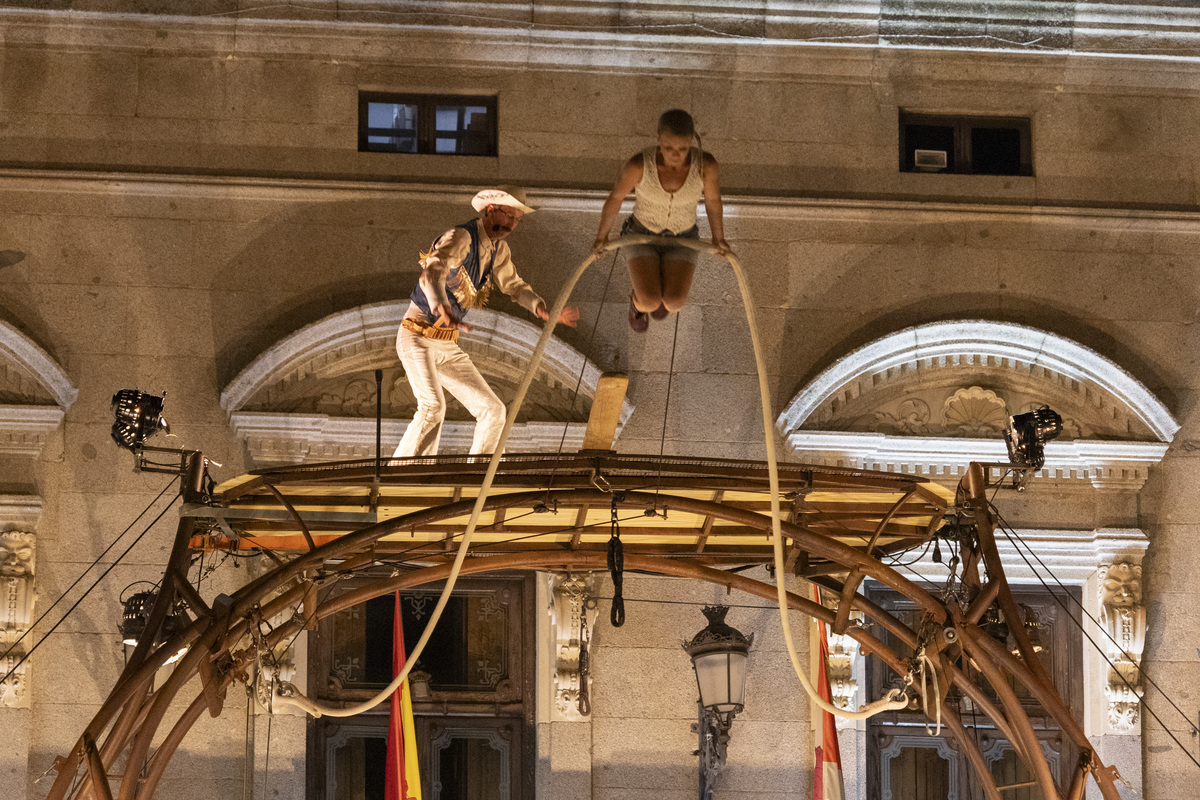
[393, 186, 580, 457]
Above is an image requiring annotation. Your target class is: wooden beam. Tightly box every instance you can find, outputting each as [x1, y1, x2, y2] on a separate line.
[570, 505, 589, 549]
[83, 734, 113, 800]
[694, 490, 723, 553]
[580, 373, 629, 451]
[832, 567, 864, 635]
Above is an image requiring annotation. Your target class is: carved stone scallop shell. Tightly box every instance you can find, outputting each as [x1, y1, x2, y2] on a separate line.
[942, 387, 1008, 436]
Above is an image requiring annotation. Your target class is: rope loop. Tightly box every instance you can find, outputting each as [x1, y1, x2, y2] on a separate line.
[577, 602, 592, 716]
[607, 493, 626, 627]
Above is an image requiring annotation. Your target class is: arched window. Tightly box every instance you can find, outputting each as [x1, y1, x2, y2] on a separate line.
[777, 320, 1173, 800]
[0, 319, 75, 709]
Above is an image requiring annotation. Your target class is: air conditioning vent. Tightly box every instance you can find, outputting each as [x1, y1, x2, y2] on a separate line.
[914, 149, 948, 171]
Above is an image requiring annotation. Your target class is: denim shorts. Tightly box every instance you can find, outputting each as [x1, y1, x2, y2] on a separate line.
[621, 216, 700, 265]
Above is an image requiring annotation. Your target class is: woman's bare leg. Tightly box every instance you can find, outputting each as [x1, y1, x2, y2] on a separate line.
[628, 253, 665, 313]
[660, 255, 697, 313]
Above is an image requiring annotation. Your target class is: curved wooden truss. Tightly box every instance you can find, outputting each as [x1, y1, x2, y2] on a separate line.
[45, 452, 1124, 800]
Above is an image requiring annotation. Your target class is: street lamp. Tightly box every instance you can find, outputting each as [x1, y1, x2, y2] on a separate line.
[683, 605, 753, 798]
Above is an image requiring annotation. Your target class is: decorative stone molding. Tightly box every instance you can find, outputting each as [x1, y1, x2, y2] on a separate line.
[0, 320, 77, 409]
[784, 431, 1169, 491]
[222, 304, 631, 464]
[0, 321, 74, 460]
[898, 528, 1148, 586]
[0, 496, 43, 533]
[1098, 562, 1145, 733]
[0, 530, 36, 708]
[778, 321, 1178, 442]
[547, 572, 598, 721]
[230, 412, 592, 466]
[777, 322, 1176, 491]
[824, 610, 862, 712]
[8, 4, 1200, 61]
[0, 405, 67, 457]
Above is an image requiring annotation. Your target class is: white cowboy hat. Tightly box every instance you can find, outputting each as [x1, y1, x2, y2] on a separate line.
[471, 186, 535, 215]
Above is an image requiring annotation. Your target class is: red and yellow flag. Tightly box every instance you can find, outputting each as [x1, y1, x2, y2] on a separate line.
[813, 588, 845, 800]
[385, 592, 422, 800]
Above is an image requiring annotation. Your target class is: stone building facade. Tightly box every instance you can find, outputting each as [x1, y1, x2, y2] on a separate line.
[1, 2, 1198, 798]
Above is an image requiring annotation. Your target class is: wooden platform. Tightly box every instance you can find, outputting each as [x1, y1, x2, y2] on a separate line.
[198, 452, 954, 568]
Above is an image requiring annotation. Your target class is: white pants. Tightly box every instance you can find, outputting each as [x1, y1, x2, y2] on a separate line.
[393, 326, 506, 457]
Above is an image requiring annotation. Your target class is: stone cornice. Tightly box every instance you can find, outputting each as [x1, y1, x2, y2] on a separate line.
[784, 431, 1168, 491]
[0, 405, 66, 458]
[5, 6, 1200, 75]
[0, 494, 42, 530]
[9, 170, 1200, 230]
[778, 321, 1179, 444]
[894, 527, 1147, 585]
[230, 411, 589, 465]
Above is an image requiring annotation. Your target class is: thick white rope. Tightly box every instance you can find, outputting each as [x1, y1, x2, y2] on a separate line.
[270, 245, 607, 718]
[919, 648, 943, 736]
[271, 234, 907, 721]
[715, 243, 910, 721]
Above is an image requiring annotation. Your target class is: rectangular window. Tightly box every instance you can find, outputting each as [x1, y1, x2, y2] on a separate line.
[865, 585, 1081, 799]
[899, 111, 1032, 176]
[359, 92, 498, 157]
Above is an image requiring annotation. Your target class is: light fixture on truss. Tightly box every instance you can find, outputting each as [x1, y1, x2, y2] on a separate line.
[110, 389, 170, 451]
[120, 583, 189, 665]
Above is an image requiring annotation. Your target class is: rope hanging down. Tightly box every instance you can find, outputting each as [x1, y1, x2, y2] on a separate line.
[577, 602, 592, 716]
[607, 493, 626, 627]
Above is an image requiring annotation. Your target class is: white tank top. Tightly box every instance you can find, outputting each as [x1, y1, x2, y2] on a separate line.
[631, 145, 704, 234]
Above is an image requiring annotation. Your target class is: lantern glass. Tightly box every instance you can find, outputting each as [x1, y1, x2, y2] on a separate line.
[692, 651, 748, 714]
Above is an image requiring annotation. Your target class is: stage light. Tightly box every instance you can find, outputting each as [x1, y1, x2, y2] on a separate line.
[110, 390, 170, 451]
[120, 588, 156, 647]
[120, 584, 189, 664]
[1003, 405, 1062, 471]
[1011, 605, 1045, 656]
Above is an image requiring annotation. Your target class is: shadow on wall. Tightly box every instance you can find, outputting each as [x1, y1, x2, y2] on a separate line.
[782, 295, 1179, 414]
[770, 219, 1187, 411]
[210, 197, 461, 388]
[209, 195, 611, 389]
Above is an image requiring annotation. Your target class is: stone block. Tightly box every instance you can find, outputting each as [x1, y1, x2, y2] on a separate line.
[29, 632, 123, 707]
[1143, 524, 1200, 588]
[589, 645, 695, 720]
[135, 56, 231, 122]
[0, 50, 138, 117]
[546, 719, 593, 775]
[0, 708, 29, 800]
[1140, 592, 1197, 662]
[590, 716, 696, 789]
[719, 718, 811, 792]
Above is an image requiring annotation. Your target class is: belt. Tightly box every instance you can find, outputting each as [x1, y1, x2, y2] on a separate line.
[402, 317, 460, 343]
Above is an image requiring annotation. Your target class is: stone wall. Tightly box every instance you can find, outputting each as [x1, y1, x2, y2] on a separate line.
[0, 6, 1198, 799]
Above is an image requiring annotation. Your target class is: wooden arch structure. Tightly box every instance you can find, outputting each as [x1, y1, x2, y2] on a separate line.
[45, 451, 1125, 800]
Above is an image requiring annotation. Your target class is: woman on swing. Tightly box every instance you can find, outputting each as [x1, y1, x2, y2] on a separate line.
[592, 109, 730, 332]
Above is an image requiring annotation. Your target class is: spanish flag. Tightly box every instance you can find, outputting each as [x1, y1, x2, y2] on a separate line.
[813, 588, 845, 800]
[385, 592, 422, 800]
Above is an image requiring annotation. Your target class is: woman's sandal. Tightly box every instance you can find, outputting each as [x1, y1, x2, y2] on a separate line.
[628, 294, 649, 333]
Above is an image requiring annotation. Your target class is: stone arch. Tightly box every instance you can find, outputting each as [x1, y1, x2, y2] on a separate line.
[776, 320, 1175, 489]
[0, 319, 76, 457]
[220, 302, 633, 464]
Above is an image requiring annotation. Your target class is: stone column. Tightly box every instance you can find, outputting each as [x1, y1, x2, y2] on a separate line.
[1083, 560, 1145, 798]
[0, 526, 36, 800]
[537, 572, 598, 796]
